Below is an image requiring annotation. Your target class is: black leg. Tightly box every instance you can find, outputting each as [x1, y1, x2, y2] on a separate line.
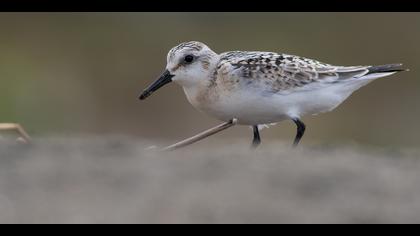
[292, 118, 306, 147]
[252, 125, 261, 148]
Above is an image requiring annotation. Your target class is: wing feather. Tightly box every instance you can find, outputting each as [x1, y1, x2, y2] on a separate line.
[216, 51, 370, 94]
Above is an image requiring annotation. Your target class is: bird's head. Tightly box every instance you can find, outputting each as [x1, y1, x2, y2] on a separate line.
[139, 41, 218, 100]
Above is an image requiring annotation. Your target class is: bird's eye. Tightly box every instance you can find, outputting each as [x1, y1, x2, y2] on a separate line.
[184, 55, 194, 63]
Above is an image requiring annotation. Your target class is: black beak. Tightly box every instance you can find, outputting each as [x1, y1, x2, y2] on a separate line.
[139, 70, 174, 100]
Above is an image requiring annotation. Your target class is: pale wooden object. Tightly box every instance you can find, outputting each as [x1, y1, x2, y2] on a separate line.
[0, 123, 31, 144]
[162, 118, 238, 151]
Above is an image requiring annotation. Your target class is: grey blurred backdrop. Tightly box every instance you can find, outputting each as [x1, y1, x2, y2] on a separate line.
[0, 12, 418, 147]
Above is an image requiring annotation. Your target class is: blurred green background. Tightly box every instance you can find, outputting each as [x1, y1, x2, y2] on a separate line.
[0, 12, 418, 147]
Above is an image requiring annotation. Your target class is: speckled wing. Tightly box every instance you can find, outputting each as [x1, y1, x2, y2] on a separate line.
[216, 51, 370, 94]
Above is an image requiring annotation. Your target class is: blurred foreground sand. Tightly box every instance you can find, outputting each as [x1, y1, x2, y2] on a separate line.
[0, 136, 419, 224]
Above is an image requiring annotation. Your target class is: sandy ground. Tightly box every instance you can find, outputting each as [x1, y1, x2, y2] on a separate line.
[0, 136, 420, 224]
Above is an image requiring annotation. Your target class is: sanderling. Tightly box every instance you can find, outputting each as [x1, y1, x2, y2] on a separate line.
[139, 41, 406, 147]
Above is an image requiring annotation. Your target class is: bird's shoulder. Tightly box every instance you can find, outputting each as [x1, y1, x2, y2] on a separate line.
[217, 51, 339, 77]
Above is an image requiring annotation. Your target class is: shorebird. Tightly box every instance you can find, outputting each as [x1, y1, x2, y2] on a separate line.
[139, 41, 406, 148]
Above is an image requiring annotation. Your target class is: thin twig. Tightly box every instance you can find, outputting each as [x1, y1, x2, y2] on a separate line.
[162, 118, 238, 151]
[0, 123, 31, 144]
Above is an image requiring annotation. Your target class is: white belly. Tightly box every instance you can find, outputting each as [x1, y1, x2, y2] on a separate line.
[183, 79, 373, 125]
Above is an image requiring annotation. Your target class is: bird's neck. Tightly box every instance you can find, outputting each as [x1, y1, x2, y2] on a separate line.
[182, 79, 212, 107]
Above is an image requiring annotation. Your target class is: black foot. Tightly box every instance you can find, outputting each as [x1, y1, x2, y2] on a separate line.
[292, 118, 306, 147]
[251, 125, 261, 148]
